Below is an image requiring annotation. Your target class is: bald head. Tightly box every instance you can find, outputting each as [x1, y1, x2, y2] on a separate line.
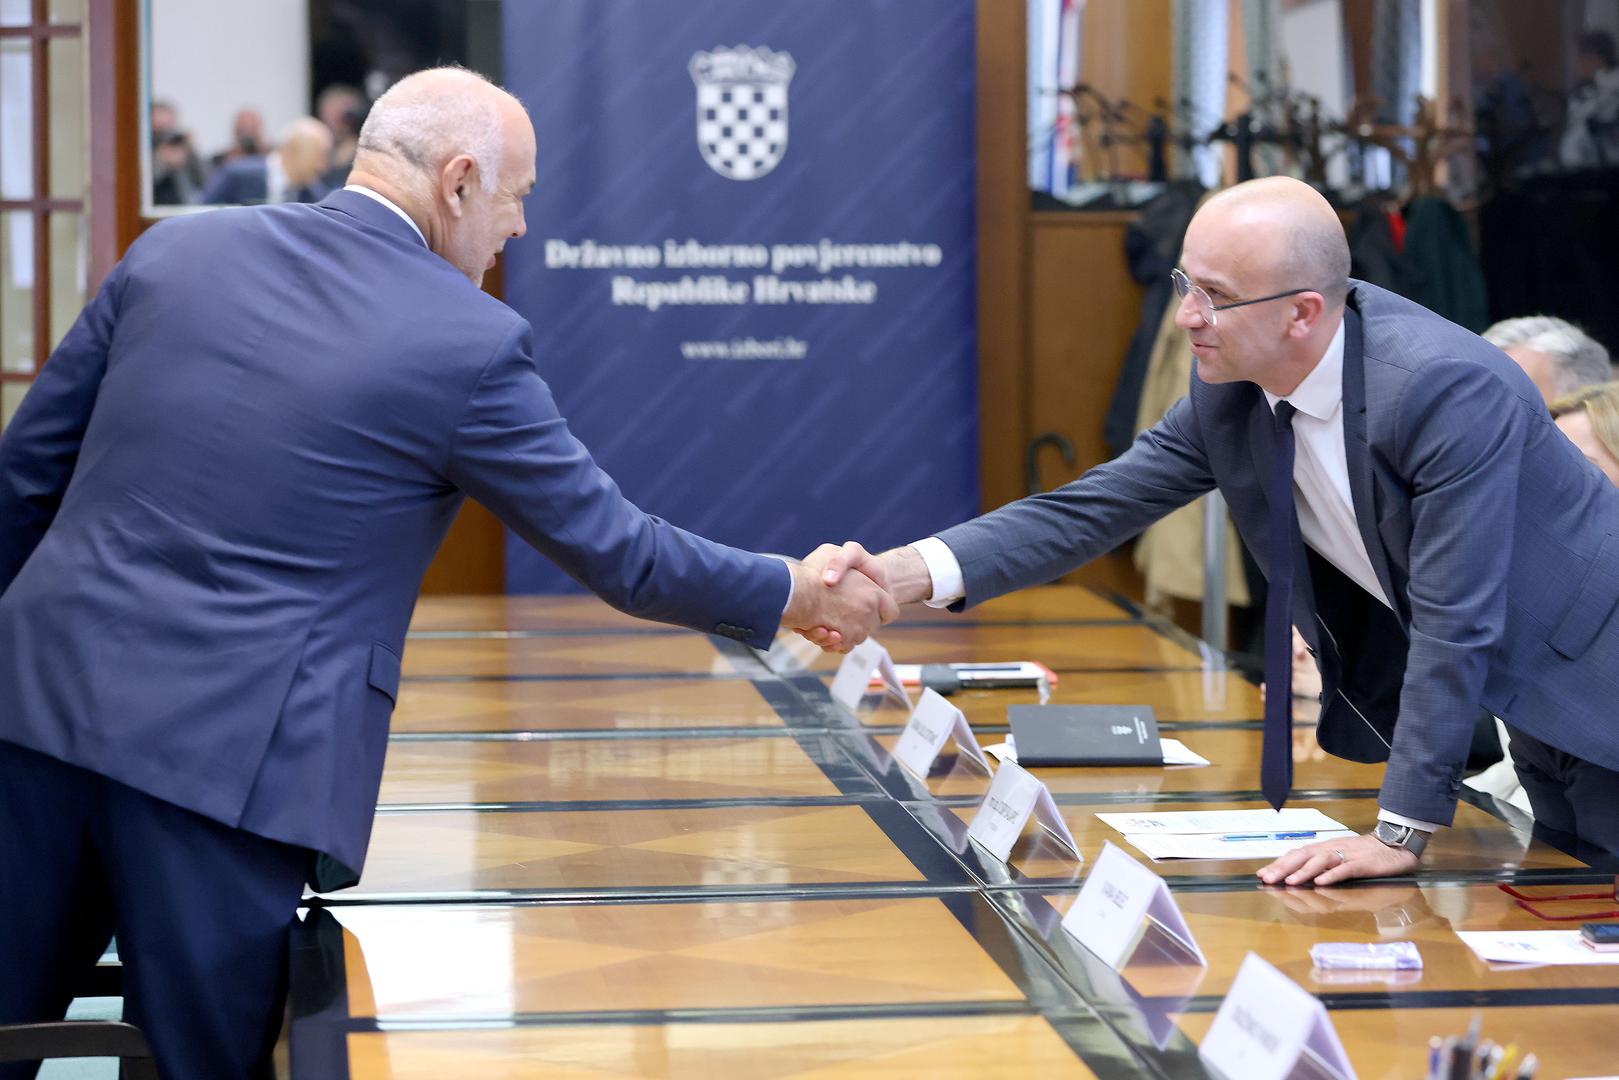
[1176, 177, 1352, 394]
[347, 67, 536, 288]
[1196, 177, 1351, 307]
[354, 67, 526, 199]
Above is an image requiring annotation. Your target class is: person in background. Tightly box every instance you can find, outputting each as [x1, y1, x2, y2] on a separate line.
[149, 99, 205, 206]
[1560, 30, 1619, 169]
[199, 117, 334, 205]
[1551, 381, 1619, 486]
[208, 107, 269, 172]
[316, 83, 368, 190]
[1483, 315, 1612, 404]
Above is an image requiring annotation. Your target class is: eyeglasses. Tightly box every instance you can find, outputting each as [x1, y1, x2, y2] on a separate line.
[1171, 267, 1319, 327]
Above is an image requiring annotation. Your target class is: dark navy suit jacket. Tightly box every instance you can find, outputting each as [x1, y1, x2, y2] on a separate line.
[0, 190, 789, 881]
[939, 281, 1619, 825]
[199, 156, 327, 205]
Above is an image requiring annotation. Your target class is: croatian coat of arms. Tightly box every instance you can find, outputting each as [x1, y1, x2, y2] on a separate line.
[689, 45, 796, 181]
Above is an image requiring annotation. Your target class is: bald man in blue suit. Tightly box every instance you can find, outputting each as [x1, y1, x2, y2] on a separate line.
[816, 177, 1619, 886]
[0, 69, 891, 1079]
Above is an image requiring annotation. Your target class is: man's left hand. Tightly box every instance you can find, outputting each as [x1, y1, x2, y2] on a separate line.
[1257, 832, 1420, 887]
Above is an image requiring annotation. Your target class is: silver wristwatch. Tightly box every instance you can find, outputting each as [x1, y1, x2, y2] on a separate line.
[1373, 820, 1430, 858]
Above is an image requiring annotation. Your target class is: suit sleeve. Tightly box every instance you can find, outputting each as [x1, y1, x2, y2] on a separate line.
[0, 260, 126, 593]
[442, 320, 791, 649]
[1378, 358, 1525, 825]
[936, 393, 1216, 608]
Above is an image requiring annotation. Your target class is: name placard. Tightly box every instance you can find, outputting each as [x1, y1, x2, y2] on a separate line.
[828, 637, 910, 712]
[1062, 840, 1205, 969]
[966, 760, 1080, 863]
[762, 632, 821, 675]
[892, 688, 990, 778]
[1199, 953, 1357, 1080]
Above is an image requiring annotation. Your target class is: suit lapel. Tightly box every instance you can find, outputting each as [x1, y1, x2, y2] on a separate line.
[1339, 303, 1401, 615]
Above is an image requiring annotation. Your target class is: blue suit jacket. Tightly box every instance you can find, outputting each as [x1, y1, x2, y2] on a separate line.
[199, 156, 327, 205]
[939, 281, 1619, 824]
[0, 190, 789, 880]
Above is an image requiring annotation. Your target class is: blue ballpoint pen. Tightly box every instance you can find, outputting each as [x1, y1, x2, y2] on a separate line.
[1220, 830, 1319, 840]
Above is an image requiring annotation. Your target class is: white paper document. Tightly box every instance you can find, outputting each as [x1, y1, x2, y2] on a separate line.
[1456, 931, 1619, 966]
[1126, 831, 1355, 861]
[1158, 738, 1210, 767]
[1096, 808, 1350, 835]
[982, 734, 1209, 767]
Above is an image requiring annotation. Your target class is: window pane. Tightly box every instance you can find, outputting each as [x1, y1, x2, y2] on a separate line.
[49, 0, 85, 23]
[0, 211, 33, 377]
[49, 36, 84, 200]
[2, 379, 28, 429]
[0, 38, 31, 200]
[0, 0, 27, 27]
[48, 212, 83, 351]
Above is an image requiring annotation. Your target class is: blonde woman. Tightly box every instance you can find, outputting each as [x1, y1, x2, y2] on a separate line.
[1551, 381, 1619, 486]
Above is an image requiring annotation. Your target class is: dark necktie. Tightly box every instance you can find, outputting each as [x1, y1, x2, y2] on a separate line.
[1261, 400, 1298, 811]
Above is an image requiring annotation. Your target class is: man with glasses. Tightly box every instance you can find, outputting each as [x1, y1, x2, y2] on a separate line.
[811, 175, 1619, 881]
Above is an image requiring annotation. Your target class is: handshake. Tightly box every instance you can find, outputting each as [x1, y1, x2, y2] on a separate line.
[780, 542, 934, 654]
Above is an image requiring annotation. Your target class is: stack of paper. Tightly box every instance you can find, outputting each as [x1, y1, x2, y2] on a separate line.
[1456, 931, 1619, 967]
[1096, 808, 1355, 861]
[983, 734, 1211, 767]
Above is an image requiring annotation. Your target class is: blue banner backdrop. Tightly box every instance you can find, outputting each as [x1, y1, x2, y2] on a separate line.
[501, 0, 978, 592]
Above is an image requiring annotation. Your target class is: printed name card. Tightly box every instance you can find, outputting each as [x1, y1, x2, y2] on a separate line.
[892, 688, 990, 778]
[828, 637, 910, 712]
[1061, 840, 1205, 969]
[762, 631, 821, 675]
[1199, 953, 1357, 1080]
[966, 760, 1080, 863]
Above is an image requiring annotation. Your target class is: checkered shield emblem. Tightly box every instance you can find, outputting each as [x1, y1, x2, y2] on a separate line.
[689, 46, 796, 181]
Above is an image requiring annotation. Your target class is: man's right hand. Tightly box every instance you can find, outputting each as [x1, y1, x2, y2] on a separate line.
[781, 552, 897, 654]
[795, 542, 932, 651]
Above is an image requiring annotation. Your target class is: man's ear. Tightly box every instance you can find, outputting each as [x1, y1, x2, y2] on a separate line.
[438, 154, 478, 218]
[1288, 292, 1327, 338]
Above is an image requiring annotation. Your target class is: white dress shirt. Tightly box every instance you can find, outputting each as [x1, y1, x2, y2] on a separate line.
[1259, 321, 1390, 609]
[265, 152, 289, 205]
[917, 319, 1440, 832]
[343, 185, 428, 247]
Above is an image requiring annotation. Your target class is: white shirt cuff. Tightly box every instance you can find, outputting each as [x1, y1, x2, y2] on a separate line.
[1377, 809, 1443, 833]
[775, 555, 797, 625]
[910, 537, 965, 609]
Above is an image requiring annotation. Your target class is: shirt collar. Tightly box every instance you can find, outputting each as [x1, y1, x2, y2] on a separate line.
[343, 184, 428, 247]
[1263, 318, 1346, 421]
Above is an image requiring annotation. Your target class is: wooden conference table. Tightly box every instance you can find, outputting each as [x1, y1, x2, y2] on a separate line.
[286, 587, 1619, 1078]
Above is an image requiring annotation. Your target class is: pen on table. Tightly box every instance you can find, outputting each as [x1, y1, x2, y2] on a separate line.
[1220, 831, 1319, 841]
[1450, 1014, 1479, 1080]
